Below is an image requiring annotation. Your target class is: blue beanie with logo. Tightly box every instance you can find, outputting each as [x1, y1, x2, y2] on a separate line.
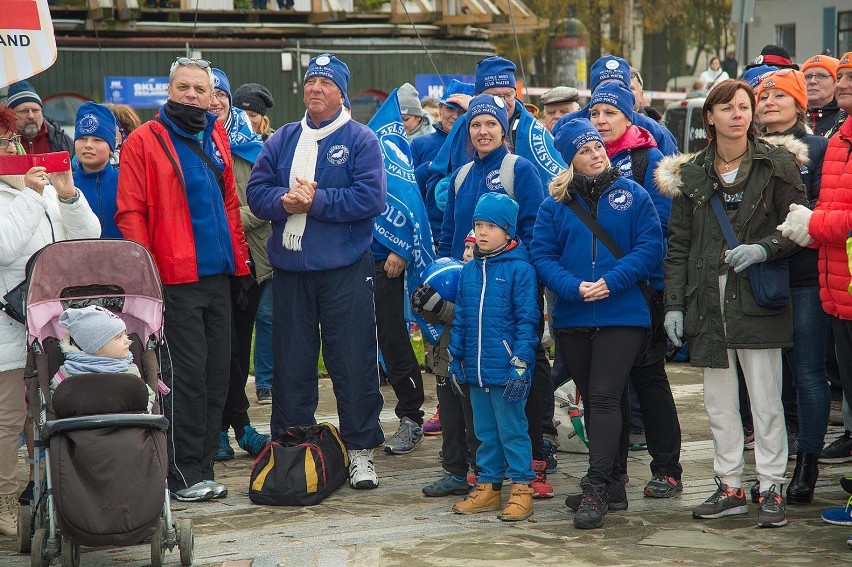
[589, 55, 631, 92]
[74, 101, 117, 152]
[304, 53, 350, 96]
[468, 93, 510, 137]
[553, 118, 604, 166]
[589, 81, 635, 119]
[473, 192, 518, 238]
[741, 64, 778, 88]
[211, 68, 232, 102]
[475, 56, 517, 94]
[439, 79, 475, 110]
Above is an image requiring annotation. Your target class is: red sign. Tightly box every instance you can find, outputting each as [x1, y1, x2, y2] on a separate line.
[3, 1, 41, 31]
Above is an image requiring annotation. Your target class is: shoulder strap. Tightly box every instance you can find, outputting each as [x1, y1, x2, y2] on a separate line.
[709, 193, 740, 249]
[499, 153, 519, 200]
[453, 161, 475, 194]
[155, 117, 225, 196]
[565, 198, 625, 259]
[150, 128, 187, 193]
[630, 147, 649, 185]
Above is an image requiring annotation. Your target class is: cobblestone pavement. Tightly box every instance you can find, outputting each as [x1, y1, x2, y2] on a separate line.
[2, 363, 851, 566]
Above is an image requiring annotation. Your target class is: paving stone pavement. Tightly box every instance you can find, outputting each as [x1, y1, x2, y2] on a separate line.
[2, 362, 851, 566]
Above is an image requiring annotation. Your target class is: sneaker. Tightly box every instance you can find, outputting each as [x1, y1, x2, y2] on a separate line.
[644, 474, 683, 498]
[348, 449, 378, 489]
[238, 426, 271, 457]
[692, 477, 748, 519]
[18, 480, 34, 505]
[0, 493, 17, 537]
[840, 474, 852, 495]
[201, 480, 228, 499]
[422, 472, 471, 497]
[566, 478, 627, 511]
[573, 479, 609, 529]
[629, 426, 647, 451]
[256, 388, 272, 405]
[531, 460, 554, 499]
[819, 430, 852, 463]
[466, 470, 477, 487]
[743, 425, 755, 450]
[757, 485, 787, 528]
[215, 430, 235, 461]
[541, 435, 558, 472]
[384, 417, 424, 455]
[821, 496, 852, 526]
[788, 431, 798, 461]
[170, 481, 215, 502]
[422, 407, 442, 436]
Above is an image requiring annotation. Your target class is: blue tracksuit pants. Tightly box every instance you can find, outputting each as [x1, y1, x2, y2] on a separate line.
[469, 387, 534, 484]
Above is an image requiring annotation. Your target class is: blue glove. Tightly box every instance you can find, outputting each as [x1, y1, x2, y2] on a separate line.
[448, 356, 466, 398]
[503, 357, 531, 403]
[724, 244, 768, 273]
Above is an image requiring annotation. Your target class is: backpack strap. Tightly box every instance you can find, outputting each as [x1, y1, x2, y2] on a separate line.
[453, 161, 475, 194]
[630, 147, 649, 186]
[499, 153, 519, 200]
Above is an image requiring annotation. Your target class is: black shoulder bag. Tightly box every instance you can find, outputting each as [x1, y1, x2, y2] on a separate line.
[565, 198, 665, 367]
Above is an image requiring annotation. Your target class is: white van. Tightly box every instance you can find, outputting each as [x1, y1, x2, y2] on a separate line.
[663, 97, 708, 154]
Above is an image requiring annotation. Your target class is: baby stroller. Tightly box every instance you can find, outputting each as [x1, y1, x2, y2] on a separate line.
[16, 239, 193, 567]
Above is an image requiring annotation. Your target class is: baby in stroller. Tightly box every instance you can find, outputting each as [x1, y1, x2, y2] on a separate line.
[51, 305, 154, 412]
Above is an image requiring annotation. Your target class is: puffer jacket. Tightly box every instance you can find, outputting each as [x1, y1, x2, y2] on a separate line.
[448, 240, 539, 387]
[808, 116, 852, 319]
[0, 178, 101, 371]
[657, 135, 808, 368]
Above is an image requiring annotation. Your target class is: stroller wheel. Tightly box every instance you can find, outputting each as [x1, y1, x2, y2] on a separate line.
[178, 518, 193, 566]
[60, 537, 80, 567]
[150, 518, 166, 567]
[17, 505, 32, 553]
[30, 528, 50, 567]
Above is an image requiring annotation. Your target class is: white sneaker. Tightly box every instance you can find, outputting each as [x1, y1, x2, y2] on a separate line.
[0, 493, 18, 537]
[348, 449, 378, 489]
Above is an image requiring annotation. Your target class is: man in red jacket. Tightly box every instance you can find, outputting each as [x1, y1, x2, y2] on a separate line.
[116, 58, 251, 502]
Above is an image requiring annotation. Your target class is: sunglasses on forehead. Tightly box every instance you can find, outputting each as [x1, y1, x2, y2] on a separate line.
[174, 57, 211, 69]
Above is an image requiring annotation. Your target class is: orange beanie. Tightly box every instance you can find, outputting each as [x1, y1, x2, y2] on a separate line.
[839, 52, 852, 72]
[755, 69, 808, 110]
[801, 54, 840, 80]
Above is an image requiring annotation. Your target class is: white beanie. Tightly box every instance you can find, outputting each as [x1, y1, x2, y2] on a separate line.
[59, 306, 126, 355]
[397, 83, 424, 117]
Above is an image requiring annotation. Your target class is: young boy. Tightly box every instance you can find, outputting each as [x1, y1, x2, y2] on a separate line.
[449, 192, 540, 521]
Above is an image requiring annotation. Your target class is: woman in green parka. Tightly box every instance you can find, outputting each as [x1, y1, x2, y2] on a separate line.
[655, 79, 807, 529]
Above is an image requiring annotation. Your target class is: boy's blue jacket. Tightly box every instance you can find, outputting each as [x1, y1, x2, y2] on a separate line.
[449, 240, 540, 387]
[439, 145, 544, 259]
[246, 111, 386, 272]
[73, 163, 122, 238]
[530, 174, 663, 329]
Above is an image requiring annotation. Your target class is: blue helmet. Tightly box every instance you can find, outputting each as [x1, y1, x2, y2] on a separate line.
[422, 258, 464, 303]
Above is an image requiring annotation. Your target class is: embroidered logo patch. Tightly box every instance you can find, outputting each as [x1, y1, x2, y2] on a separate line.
[608, 188, 633, 211]
[77, 114, 99, 135]
[213, 74, 221, 88]
[485, 169, 504, 191]
[316, 55, 331, 66]
[605, 59, 619, 70]
[327, 144, 349, 165]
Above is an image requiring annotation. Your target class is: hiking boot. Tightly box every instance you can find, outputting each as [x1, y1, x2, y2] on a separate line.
[238, 426, 271, 457]
[692, 477, 748, 519]
[840, 474, 852, 495]
[170, 481, 215, 502]
[256, 388, 272, 405]
[819, 430, 852, 463]
[757, 485, 787, 528]
[18, 480, 34, 506]
[629, 426, 647, 451]
[348, 449, 378, 489]
[215, 430, 235, 461]
[384, 417, 424, 455]
[542, 434, 558, 472]
[573, 479, 609, 529]
[499, 483, 534, 522]
[0, 493, 17, 537]
[423, 407, 442, 436]
[202, 480, 228, 499]
[644, 474, 683, 498]
[531, 460, 554, 499]
[821, 496, 852, 526]
[743, 425, 755, 450]
[566, 478, 627, 511]
[787, 432, 798, 460]
[452, 483, 502, 514]
[423, 472, 471, 497]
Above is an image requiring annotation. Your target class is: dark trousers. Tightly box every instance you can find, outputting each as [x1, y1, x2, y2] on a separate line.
[526, 287, 552, 460]
[558, 326, 645, 486]
[830, 318, 852, 424]
[374, 261, 425, 424]
[221, 278, 265, 434]
[163, 275, 231, 491]
[270, 252, 385, 449]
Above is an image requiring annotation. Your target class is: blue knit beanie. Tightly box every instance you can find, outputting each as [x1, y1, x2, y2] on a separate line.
[741, 65, 778, 88]
[473, 192, 518, 238]
[438, 79, 475, 110]
[211, 68, 232, 102]
[553, 118, 604, 166]
[304, 53, 350, 97]
[589, 81, 635, 120]
[589, 56, 631, 92]
[468, 94, 510, 137]
[6, 80, 42, 109]
[74, 101, 117, 152]
[475, 56, 516, 94]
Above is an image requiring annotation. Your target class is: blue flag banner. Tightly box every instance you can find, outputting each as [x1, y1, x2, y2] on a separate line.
[368, 90, 442, 345]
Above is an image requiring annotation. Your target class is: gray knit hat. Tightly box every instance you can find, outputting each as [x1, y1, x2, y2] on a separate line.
[232, 83, 275, 116]
[59, 306, 126, 355]
[397, 83, 424, 117]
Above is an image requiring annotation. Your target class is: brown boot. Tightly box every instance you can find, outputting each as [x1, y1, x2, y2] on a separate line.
[498, 483, 534, 522]
[452, 483, 502, 514]
[0, 493, 18, 537]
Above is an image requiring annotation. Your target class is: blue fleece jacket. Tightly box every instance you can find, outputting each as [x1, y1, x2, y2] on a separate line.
[449, 240, 540, 385]
[439, 146, 545, 259]
[159, 108, 236, 277]
[73, 163, 121, 238]
[530, 174, 663, 329]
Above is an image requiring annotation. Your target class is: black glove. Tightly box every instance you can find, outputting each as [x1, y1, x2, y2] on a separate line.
[235, 274, 255, 311]
[412, 284, 445, 315]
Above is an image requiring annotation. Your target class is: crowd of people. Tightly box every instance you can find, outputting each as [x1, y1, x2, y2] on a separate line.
[1, 43, 852, 547]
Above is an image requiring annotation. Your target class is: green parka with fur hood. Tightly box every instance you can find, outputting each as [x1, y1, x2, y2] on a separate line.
[656, 135, 808, 368]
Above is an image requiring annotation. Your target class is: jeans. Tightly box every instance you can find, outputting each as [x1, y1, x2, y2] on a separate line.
[253, 280, 273, 391]
[784, 286, 831, 455]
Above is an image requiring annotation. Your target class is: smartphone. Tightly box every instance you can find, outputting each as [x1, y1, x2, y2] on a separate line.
[0, 152, 71, 176]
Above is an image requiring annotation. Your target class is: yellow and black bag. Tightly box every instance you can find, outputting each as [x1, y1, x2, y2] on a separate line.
[249, 422, 349, 506]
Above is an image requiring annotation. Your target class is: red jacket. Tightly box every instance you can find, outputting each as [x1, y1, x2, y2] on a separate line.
[115, 119, 250, 285]
[808, 116, 852, 319]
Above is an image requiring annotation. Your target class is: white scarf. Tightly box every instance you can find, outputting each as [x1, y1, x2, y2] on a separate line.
[283, 110, 352, 251]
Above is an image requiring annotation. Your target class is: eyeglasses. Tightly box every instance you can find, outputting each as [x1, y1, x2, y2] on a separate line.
[213, 91, 229, 100]
[0, 135, 21, 149]
[631, 69, 644, 87]
[803, 73, 832, 81]
[490, 91, 516, 103]
[172, 57, 211, 70]
[14, 107, 42, 117]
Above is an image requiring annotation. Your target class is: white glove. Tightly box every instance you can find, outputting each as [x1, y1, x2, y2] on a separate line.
[724, 244, 768, 273]
[664, 311, 684, 348]
[777, 203, 813, 247]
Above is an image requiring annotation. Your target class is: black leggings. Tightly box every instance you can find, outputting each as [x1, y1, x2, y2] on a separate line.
[557, 326, 645, 486]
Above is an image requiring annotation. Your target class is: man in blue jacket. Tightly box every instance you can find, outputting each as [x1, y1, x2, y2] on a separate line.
[247, 54, 387, 490]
